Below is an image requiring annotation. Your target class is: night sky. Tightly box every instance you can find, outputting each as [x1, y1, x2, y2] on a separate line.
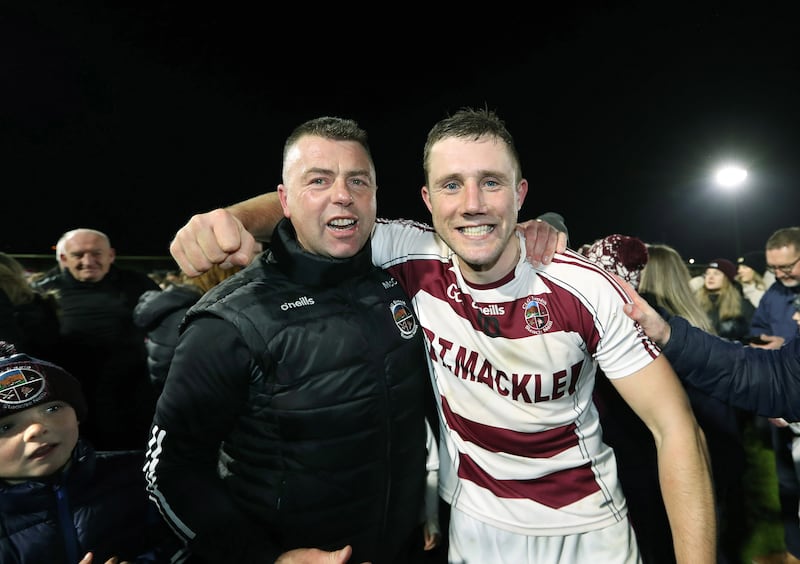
[5, 3, 800, 264]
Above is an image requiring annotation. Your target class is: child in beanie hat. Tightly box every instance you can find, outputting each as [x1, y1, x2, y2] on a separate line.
[0, 341, 87, 421]
[0, 341, 190, 564]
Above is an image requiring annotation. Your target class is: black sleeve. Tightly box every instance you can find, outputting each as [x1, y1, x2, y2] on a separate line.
[144, 315, 282, 563]
[664, 315, 800, 421]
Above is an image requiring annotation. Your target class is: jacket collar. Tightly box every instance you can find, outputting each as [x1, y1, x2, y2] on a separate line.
[269, 218, 374, 286]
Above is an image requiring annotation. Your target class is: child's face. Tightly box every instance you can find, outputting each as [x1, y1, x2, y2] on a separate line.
[0, 401, 79, 483]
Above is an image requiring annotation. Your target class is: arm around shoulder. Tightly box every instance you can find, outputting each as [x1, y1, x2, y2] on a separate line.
[170, 192, 282, 276]
[227, 192, 283, 241]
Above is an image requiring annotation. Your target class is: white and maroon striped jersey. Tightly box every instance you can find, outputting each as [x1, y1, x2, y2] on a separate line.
[371, 218, 660, 536]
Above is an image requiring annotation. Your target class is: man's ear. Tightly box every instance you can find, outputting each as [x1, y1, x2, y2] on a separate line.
[277, 184, 292, 218]
[516, 179, 529, 211]
[421, 186, 433, 214]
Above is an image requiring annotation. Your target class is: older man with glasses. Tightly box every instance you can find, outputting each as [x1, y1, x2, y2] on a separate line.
[749, 227, 800, 564]
[753, 226, 800, 342]
[767, 256, 800, 276]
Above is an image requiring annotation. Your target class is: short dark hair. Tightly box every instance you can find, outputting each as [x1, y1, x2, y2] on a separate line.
[423, 107, 522, 185]
[283, 116, 372, 163]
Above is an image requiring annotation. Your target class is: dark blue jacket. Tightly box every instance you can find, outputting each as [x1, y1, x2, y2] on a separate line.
[0, 439, 189, 564]
[750, 281, 800, 340]
[664, 315, 800, 422]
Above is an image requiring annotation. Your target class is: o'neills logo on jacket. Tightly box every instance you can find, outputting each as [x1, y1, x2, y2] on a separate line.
[280, 296, 315, 311]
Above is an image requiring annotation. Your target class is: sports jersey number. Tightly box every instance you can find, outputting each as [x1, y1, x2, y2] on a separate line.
[477, 312, 501, 338]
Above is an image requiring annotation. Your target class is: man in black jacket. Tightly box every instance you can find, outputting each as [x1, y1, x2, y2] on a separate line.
[144, 117, 434, 564]
[37, 228, 159, 450]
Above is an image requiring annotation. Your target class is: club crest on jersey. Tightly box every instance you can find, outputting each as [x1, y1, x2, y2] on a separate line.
[523, 296, 553, 335]
[390, 300, 418, 340]
[0, 367, 47, 408]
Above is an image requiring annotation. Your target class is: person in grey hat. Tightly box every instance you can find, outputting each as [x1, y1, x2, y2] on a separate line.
[0, 341, 189, 564]
[535, 212, 570, 246]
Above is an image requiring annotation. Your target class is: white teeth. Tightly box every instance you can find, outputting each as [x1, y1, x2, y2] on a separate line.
[329, 219, 356, 228]
[460, 225, 493, 236]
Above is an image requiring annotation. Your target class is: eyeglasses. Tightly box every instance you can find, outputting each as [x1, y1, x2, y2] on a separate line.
[766, 255, 800, 274]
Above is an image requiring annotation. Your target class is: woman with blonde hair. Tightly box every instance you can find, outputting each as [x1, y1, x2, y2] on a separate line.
[736, 251, 769, 308]
[641, 246, 749, 564]
[638, 244, 715, 334]
[696, 257, 755, 342]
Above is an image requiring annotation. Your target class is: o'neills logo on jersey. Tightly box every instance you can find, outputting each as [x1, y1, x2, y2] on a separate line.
[390, 300, 418, 339]
[280, 296, 315, 311]
[446, 283, 506, 315]
[523, 296, 552, 334]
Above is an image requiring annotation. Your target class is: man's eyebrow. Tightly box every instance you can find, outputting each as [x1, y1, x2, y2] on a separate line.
[431, 170, 509, 185]
[304, 166, 334, 176]
[431, 173, 464, 185]
[477, 169, 511, 182]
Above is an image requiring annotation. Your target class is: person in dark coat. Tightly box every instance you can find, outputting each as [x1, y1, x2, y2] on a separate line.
[133, 265, 243, 396]
[145, 117, 432, 564]
[35, 229, 160, 450]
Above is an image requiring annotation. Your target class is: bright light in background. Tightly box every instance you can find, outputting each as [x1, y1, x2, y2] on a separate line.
[712, 162, 749, 256]
[714, 164, 748, 189]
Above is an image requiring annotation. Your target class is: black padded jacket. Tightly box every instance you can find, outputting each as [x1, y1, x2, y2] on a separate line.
[133, 284, 201, 393]
[145, 219, 430, 563]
